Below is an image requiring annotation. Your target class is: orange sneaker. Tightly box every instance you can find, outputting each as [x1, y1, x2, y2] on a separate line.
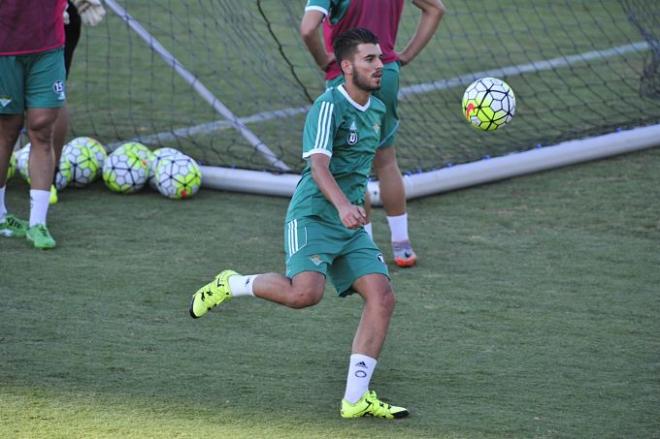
[392, 240, 417, 268]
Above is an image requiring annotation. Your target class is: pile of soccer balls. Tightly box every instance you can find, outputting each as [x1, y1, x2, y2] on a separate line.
[102, 142, 202, 199]
[8, 137, 202, 200]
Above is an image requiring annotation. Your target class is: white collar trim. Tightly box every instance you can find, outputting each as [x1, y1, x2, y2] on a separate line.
[337, 84, 370, 112]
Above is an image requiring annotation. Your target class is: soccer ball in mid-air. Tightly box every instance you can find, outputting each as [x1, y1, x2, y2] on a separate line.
[462, 77, 516, 131]
[153, 155, 202, 199]
[67, 137, 106, 178]
[63, 140, 99, 187]
[102, 150, 148, 193]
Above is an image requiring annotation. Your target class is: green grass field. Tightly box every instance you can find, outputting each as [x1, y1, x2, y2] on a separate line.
[2, 146, 659, 438]
[3, 1, 659, 436]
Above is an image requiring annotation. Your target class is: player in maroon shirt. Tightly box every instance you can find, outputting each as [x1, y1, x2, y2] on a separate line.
[0, 0, 68, 248]
[301, 0, 445, 267]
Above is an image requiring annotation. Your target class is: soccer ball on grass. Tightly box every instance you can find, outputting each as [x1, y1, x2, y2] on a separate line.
[149, 147, 185, 190]
[153, 154, 202, 199]
[67, 137, 107, 179]
[63, 140, 99, 187]
[102, 150, 148, 193]
[15, 143, 72, 189]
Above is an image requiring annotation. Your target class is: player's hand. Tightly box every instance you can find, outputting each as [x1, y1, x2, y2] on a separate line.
[72, 0, 106, 26]
[338, 204, 367, 229]
[397, 52, 410, 66]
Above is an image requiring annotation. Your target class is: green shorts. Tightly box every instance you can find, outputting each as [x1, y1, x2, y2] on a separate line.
[327, 61, 400, 148]
[284, 216, 389, 296]
[0, 48, 66, 114]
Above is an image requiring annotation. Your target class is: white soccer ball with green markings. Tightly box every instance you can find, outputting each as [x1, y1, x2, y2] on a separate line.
[53, 156, 73, 190]
[462, 77, 516, 131]
[15, 143, 72, 189]
[67, 137, 106, 179]
[102, 150, 148, 193]
[153, 154, 202, 199]
[149, 147, 185, 190]
[63, 140, 99, 187]
[114, 142, 154, 178]
[15, 144, 31, 181]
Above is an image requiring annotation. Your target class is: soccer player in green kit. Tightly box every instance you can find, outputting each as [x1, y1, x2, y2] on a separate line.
[190, 28, 408, 419]
[300, 0, 446, 267]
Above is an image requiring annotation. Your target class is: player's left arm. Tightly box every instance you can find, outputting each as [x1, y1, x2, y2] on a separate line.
[397, 0, 446, 66]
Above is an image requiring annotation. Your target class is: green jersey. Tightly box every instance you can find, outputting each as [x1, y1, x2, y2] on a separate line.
[286, 85, 385, 224]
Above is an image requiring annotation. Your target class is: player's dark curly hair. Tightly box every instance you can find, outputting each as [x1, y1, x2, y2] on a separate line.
[333, 27, 380, 65]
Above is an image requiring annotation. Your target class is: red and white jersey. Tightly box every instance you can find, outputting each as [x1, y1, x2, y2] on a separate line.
[0, 0, 67, 55]
[305, 0, 404, 80]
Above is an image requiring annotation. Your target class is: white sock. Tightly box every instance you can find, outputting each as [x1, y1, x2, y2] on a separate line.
[29, 189, 50, 227]
[387, 213, 409, 243]
[343, 353, 377, 404]
[228, 274, 257, 297]
[0, 186, 6, 221]
[363, 222, 373, 239]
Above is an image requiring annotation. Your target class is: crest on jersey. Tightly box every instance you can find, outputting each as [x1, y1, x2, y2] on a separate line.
[347, 120, 358, 145]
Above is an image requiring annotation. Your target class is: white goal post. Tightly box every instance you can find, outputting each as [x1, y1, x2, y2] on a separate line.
[201, 124, 660, 205]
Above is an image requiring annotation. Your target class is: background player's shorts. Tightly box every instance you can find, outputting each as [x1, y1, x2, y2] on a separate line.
[284, 216, 389, 296]
[64, 1, 82, 78]
[327, 61, 400, 148]
[0, 48, 66, 114]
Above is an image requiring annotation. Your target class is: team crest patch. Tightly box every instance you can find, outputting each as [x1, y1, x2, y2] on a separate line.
[0, 96, 11, 108]
[309, 255, 323, 266]
[373, 123, 381, 135]
[347, 120, 358, 145]
[52, 80, 66, 100]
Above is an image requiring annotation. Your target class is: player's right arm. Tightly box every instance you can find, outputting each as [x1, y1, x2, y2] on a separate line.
[310, 154, 367, 229]
[303, 97, 366, 229]
[300, 1, 335, 71]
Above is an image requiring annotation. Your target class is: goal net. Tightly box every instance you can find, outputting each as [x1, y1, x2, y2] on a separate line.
[67, 0, 660, 182]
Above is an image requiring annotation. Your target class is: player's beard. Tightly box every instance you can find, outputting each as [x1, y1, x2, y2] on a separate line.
[353, 67, 381, 92]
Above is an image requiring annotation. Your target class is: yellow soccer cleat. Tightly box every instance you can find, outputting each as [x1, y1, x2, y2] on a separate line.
[341, 390, 409, 419]
[189, 270, 238, 318]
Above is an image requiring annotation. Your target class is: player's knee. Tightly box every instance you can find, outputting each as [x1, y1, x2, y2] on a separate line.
[373, 149, 400, 174]
[288, 286, 323, 309]
[27, 125, 55, 145]
[27, 113, 57, 143]
[380, 287, 396, 315]
[0, 115, 24, 144]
